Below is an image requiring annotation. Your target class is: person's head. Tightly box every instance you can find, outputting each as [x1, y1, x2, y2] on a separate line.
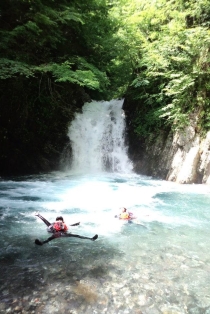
[120, 207, 127, 213]
[56, 216, 64, 222]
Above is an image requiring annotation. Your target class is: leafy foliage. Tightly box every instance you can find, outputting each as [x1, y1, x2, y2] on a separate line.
[0, 0, 111, 90]
[0, 0, 116, 174]
[0, 0, 210, 174]
[0, 58, 34, 79]
[110, 0, 210, 135]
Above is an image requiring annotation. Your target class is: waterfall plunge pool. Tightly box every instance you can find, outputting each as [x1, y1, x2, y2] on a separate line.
[1, 172, 210, 314]
[0, 99, 210, 313]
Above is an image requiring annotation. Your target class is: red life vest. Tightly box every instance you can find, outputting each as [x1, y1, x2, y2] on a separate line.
[53, 221, 68, 232]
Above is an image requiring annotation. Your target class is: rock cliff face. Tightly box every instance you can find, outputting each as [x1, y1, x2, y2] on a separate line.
[124, 102, 210, 184]
[165, 129, 210, 184]
[139, 128, 210, 184]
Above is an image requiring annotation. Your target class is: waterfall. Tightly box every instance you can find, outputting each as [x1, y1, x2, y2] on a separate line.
[65, 99, 133, 173]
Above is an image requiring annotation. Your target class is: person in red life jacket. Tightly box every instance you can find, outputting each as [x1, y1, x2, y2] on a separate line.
[47, 216, 68, 233]
[35, 213, 98, 245]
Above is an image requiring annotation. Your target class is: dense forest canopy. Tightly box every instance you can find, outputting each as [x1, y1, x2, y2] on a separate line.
[110, 0, 210, 136]
[0, 0, 210, 174]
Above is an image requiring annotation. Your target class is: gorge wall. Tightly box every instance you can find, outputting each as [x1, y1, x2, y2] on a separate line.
[0, 81, 90, 176]
[124, 102, 210, 184]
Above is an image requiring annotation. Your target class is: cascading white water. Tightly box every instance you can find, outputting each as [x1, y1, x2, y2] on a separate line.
[67, 99, 133, 173]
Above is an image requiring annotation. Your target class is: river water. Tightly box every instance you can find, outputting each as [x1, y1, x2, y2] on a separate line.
[0, 100, 210, 314]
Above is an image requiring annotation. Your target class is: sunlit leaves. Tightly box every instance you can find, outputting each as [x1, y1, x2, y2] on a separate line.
[50, 63, 100, 90]
[0, 0, 110, 92]
[110, 0, 210, 134]
[0, 58, 34, 79]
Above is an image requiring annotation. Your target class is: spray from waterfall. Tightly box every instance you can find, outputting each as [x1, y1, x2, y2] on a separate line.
[62, 99, 133, 173]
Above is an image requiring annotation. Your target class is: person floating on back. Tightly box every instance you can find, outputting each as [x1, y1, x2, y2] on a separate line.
[34, 213, 98, 246]
[47, 216, 68, 233]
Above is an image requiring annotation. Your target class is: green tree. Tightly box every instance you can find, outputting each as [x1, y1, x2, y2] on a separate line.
[111, 0, 210, 135]
[0, 0, 116, 174]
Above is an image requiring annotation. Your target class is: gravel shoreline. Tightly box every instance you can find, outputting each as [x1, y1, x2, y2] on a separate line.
[1, 234, 209, 314]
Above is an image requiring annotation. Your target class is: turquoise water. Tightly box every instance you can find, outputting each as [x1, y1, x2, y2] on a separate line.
[0, 171, 210, 313]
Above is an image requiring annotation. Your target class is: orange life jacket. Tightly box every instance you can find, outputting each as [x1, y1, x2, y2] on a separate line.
[120, 212, 130, 219]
